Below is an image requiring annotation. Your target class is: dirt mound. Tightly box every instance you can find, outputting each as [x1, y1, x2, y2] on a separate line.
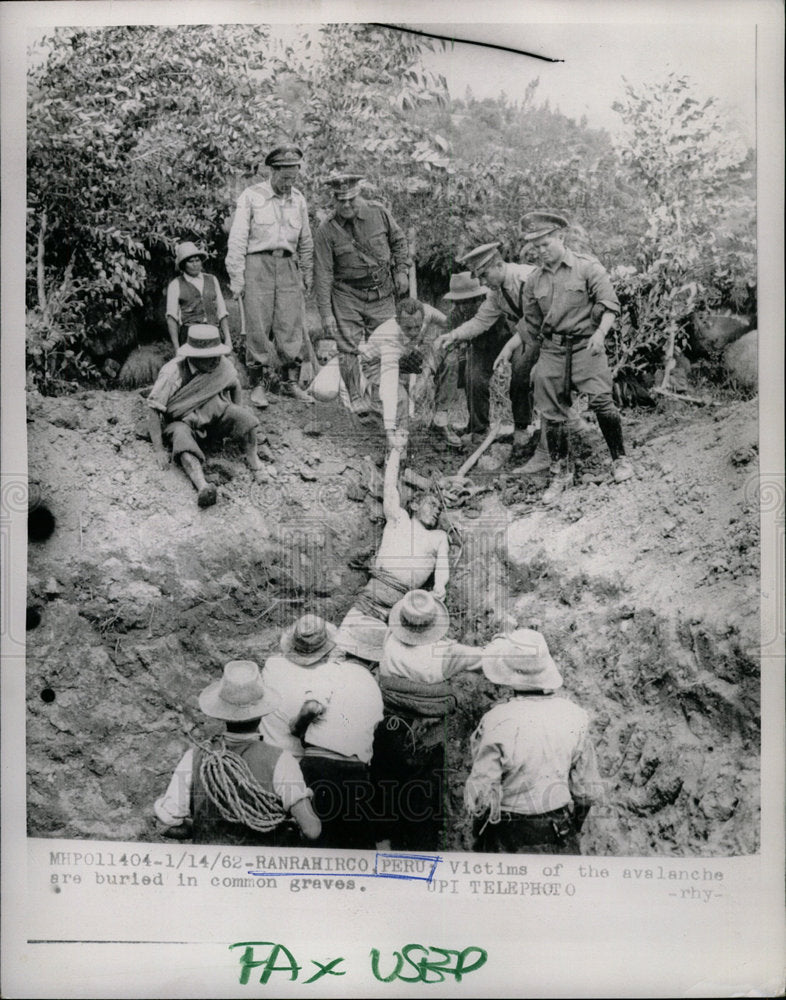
[25, 385, 760, 855]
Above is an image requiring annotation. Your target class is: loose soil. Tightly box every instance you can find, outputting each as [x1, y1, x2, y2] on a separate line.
[25, 382, 760, 856]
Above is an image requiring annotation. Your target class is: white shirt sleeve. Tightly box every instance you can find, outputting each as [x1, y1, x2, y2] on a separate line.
[153, 749, 194, 826]
[165, 278, 181, 323]
[212, 276, 228, 322]
[272, 751, 313, 812]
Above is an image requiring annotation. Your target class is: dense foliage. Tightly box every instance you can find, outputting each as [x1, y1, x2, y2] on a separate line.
[26, 25, 755, 394]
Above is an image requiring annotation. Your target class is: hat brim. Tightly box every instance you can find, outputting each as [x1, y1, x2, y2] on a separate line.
[443, 285, 489, 301]
[179, 252, 208, 265]
[388, 596, 450, 647]
[198, 681, 269, 721]
[481, 636, 563, 690]
[522, 226, 562, 243]
[333, 188, 361, 201]
[177, 343, 232, 359]
[280, 622, 338, 666]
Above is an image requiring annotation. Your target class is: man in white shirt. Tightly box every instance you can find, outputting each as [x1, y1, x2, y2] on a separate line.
[358, 297, 462, 448]
[465, 629, 603, 854]
[226, 144, 314, 406]
[334, 446, 449, 665]
[153, 660, 321, 845]
[291, 658, 384, 849]
[165, 242, 231, 354]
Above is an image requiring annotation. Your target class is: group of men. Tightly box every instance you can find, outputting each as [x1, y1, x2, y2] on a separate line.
[154, 436, 603, 855]
[150, 143, 634, 508]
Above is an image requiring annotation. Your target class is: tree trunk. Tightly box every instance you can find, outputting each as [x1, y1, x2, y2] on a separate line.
[37, 211, 48, 313]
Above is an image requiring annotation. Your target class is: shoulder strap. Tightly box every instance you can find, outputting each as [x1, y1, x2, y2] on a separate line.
[330, 217, 387, 269]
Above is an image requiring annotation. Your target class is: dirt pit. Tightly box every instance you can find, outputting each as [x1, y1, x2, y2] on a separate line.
[25, 384, 760, 855]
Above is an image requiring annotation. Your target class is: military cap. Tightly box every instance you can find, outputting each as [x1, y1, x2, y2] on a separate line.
[328, 173, 364, 201]
[457, 242, 503, 276]
[520, 211, 569, 242]
[265, 145, 303, 168]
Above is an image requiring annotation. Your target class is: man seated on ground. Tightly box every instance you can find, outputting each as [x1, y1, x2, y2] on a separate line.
[153, 660, 321, 845]
[290, 657, 384, 850]
[334, 444, 449, 666]
[372, 589, 484, 851]
[357, 296, 461, 448]
[146, 324, 273, 508]
[465, 629, 603, 854]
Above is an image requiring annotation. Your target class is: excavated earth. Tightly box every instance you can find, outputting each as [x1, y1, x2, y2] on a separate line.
[25, 379, 760, 856]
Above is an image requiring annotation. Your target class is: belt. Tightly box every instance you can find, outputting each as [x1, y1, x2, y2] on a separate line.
[544, 331, 590, 348]
[253, 248, 293, 258]
[335, 280, 391, 302]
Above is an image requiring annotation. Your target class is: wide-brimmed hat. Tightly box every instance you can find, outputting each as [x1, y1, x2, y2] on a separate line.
[198, 660, 269, 721]
[175, 242, 208, 269]
[328, 173, 364, 201]
[280, 614, 338, 666]
[482, 628, 563, 691]
[388, 590, 450, 646]
[457, 243, 503, 276]
[520, 211, 569, 243]
[265, 145, 303, 168]
[176, 324, 231, 359]
[442, 271, 489, 301]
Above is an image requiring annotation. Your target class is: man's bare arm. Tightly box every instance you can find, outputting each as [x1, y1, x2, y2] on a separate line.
[382, 446, 403, 521]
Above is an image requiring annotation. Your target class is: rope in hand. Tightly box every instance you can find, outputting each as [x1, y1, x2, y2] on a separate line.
[196, 737, 288, 833]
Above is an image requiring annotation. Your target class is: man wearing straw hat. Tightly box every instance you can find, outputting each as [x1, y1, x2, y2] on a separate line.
[258, 615, 340, 759]
[314, 173, 410, 414]
[154, 660, 321, 845]
[494, 211, 634, 504]
[434, 246, 537, 461]
[225, 144, 315, 407]
[334, 445, 449, 666]
[373, 589, 484, 850]
[465, 629, 603, 854]
[165, 242, 232, 354]
[146, 324, 274, 507]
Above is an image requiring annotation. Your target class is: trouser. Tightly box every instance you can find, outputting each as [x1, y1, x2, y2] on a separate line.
[472, 804, 582, 855]
[243, 253, 306, 370]
[163, 404, 259, 464]
[371, 714, 447, 851]
[300, 755, 377, 850]
[466, 326, 539, 434]
[332, 283, 397, 403]
[534, 339, 626, 462]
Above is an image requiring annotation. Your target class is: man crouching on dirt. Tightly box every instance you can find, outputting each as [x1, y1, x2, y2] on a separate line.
[334, 442, 449, 666]
[146, 324, 273, 508]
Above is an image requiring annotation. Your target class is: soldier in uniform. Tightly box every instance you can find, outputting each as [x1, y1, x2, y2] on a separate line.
[225, 144, 314, 408]
[433, 243, 538, 463]
[314, 174, 410, 413]
[494, 211, 634, 505]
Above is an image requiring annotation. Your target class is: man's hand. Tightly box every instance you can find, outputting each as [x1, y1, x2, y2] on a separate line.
[434, 331, 455, 353]
[386, 428, 407, 452]
[322, 315, 339, 339]
[157, 451, 170, 471]
[493, 343, 514, 372]
[432, 584, 446, 601]
[394, 272, 409, 297]
[588, 330, 606, 357]
[231, 286, 244, 300]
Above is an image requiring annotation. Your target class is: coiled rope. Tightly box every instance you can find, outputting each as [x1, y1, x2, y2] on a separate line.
[196, 738, 287, 833]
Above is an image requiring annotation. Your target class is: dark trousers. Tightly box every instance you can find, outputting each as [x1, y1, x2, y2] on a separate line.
[370, 714, 447, 851]
[465, 325, 540, 434]
[472, 805, 582, 855]
[300, 754, 377, 850]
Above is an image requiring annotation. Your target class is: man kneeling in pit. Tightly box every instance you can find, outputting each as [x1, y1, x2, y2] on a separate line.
[147, 324, 274, 507]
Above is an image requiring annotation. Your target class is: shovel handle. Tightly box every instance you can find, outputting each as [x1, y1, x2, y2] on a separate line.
[455, 421, 502, 478]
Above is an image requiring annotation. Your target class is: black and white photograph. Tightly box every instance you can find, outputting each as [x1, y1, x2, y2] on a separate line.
[2, 2, 783, 996]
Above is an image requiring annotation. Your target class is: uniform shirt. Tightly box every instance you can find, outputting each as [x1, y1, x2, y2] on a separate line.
[359, 304, 444, 431]
[465, 694, 603, 817]
[146, 356, 237, 428]
[380, 633, 482, 684]
[313, 198, 410, 318]
[258, 654, 328, 759]
[153, 732, 311, 827]
[225, 180, 313, 293]
[302, 659, 384, 763]
[522, 248, 620, 342]
[450, 262, 535, 342]
[165, 273, 228, 324]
